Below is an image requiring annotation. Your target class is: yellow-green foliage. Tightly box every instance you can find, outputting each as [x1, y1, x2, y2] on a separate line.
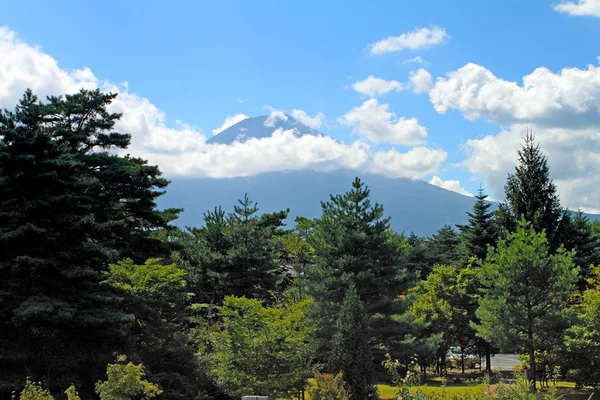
[308, 372, 348, 400]
[64, 385, 81, 400]
[94, 355, 162, 400]
[18, 380, 53, 400]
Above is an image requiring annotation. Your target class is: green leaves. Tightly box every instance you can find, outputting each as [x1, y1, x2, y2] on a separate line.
[94, 355, 162, 400]
[210, 295, 316, 398]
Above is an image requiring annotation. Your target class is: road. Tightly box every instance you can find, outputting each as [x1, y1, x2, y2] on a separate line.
[482, 353, 520, 371]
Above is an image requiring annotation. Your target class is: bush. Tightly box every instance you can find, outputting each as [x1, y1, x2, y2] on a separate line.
[94, 355, 162, 400]
[17, 380, 53, 400]
[308, 372, 348, 400]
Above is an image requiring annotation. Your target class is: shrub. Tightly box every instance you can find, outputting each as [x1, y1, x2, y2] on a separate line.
[17, 380, 53, 400]
[94, 355, 162, 400]
[308, 372, 348, 400]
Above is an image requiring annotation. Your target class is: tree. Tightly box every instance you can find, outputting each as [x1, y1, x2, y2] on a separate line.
[503, 132, 567, 250]
[563, 265, 600, 389]
[95, 355, 162, 400]
[329, 284, 378, 400]
[176, 196, 288, 304]
[307, 178, 405, 362]
[562, 211, 600, 290]
[409, 264, 467, 375]
[474, 220, 578, 387]
[456, 187, 499, 373]
[428, 226, 461, 268]
[457, 188, 498, 263]
[211, 294, 316, 398]
[0, 90, 178, 395]
[104, 258, 215, 400]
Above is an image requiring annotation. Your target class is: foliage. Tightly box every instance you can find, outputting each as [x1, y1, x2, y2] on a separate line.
[409, 264, 466, 374]
[94, 355, 162, 400]
[308, 372, 349, 400]
[428, 226, 461, 268]
[456, 188, 498, 264]
[64, 385, 82, 400]
[18, 380, 53, 400]
[330, 284, 378, 400]
[502, 132, 567, 251]
[0, 89, 178, 395]
[105, 258, 187, 303]
[563, 265, 600, 388]
[474, 220, 578, 385]
[210, 294, 316, 398]
[562, 212, 600, 290]
[104, 258, 214, 400]
[306, 177, 406, 364]
[175, 195, 288, 303]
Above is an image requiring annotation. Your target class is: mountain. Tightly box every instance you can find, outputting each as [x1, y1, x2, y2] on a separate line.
[158, 115, 598, 236]
[159, 169, 480, 236]
[207, 115, 322, 144]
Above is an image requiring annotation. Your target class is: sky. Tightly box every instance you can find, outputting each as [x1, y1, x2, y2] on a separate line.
[2, 0, 600, 212]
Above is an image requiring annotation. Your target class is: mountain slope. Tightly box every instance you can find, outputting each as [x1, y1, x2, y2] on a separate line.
[207, 115, 321, 145]
[159, 169, 480, 236]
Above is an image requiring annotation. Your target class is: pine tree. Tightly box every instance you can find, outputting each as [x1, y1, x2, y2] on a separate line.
[330, 284, 378, 400]
[474, 220, 578, 386]
[456, 187, 499, 375]
[428, 225, 461, 268]
[503, 131, 567, 250]
[0, 90, 178, 395]
[177, 195, 288, 304]
[457, 188, 497, 262]
[310, 177, 403, 310]
[562, 211, 600, 291]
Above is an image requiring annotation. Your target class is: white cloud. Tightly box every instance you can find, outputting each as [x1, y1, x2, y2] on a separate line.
[430, 61, 600, 127]
[429, 175, 473, 196]
[340, 98, 427, 145]
[368, 26, 450, 55]
[351, 75, 405, 97]
[462, 124, 600, 214]
[212, 113, 249, 135]
[403, 56, 429, 65]
[410, 68, 434, 94]
[264, 110, 288, 127]
[291, 109, 325, 128]
[371, 147, 448, 178]
[554, 0, 600, 17]
[0, 26, 446, 181]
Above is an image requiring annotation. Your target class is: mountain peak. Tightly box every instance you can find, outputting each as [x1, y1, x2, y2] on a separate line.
[207, 115, 322, 145]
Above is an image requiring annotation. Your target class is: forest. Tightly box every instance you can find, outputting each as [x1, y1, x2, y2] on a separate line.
[1, 90, 599, 400]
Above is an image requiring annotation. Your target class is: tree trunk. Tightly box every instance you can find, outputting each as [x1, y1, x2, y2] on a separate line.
[461, 347, 465, 374]
[527, 310, 537, 390]
[485, 342, 492, 376]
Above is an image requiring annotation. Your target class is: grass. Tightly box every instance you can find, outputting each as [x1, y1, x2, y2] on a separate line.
[377, 383, 487, 399]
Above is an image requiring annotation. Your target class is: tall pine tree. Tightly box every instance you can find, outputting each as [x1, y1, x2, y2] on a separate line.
[457, 188, 497, 262]
[503, 131, 567, 250]
[0, 90, 178, 395]
[330, 284, 378, 400]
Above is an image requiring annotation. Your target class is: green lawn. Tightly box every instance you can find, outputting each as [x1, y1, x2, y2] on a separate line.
[377, 383, 487, 399]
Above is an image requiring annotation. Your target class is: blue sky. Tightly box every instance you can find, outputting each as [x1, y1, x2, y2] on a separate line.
[2, 0, 600, 211]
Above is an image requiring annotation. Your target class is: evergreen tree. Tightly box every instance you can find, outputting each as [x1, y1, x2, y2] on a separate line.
[456, 187, 499, 374]
[307, 178, 405, 359]
[0, 90, 178, 395]
[428, 225, 461, 268]
[176, 195, 288, 304]
[309, 177, 403, 309]
[503, 131, 567, 250]
[562, 211, 600, 290]
[474, 220, 578, 386]
[330, 284, 378, 400]
[457, 187, 498, 262]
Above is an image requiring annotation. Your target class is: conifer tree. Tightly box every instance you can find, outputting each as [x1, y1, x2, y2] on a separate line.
[503, 132, 567, 250]
[330, 284, 378, 400]
[457, 188, 497, 262]
[0, 89, 178, 395]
